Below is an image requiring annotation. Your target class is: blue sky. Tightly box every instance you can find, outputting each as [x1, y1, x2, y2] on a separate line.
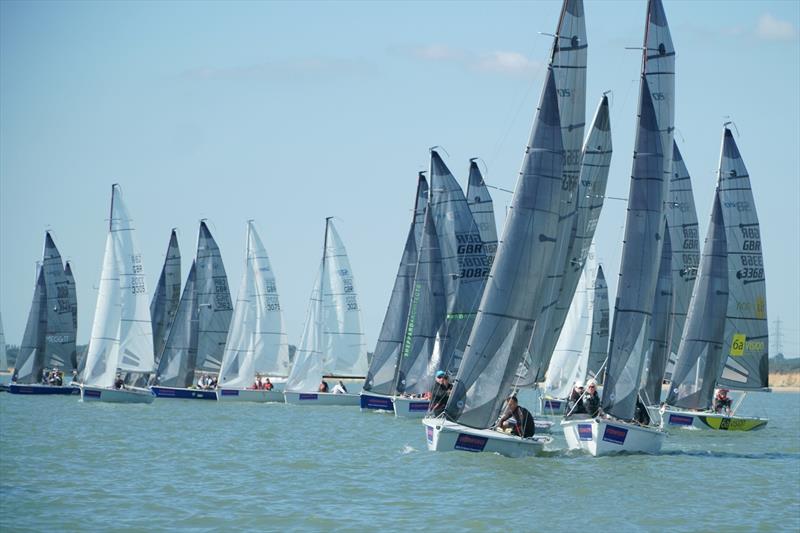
[2, 0, 798, 357]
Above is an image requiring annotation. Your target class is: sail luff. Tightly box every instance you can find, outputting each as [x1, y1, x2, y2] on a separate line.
[444, 67, 565, 429]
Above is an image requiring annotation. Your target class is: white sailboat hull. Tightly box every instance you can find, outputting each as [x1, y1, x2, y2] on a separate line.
[217, 388, 285, 403]
[80, 385, 155, 404]
[539, 396, 567, 416]
[423, 417, 552, 458]
[393, 396, 429, 418]
[561, 416, 666, 456]
[654, 405, 768, 432]
[283, 391, 360, 406]
[359, 391, 395, 412]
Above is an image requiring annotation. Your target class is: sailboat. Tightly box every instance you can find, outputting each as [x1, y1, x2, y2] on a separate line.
[562, 0, 674, 456]
[217, 221, 291, 402]
[10, 232, 79, 395]
[540, 247, 608, 415]
[151, 221, 233, 400]
[423, 0, 593, 456]
[79, 185, 155, 403]
[360, 174, 429, 412]
[655, 126, 769, 431]
[284, 218, 368, 405]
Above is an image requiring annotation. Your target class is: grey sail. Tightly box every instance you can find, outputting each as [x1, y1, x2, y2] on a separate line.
[466, 160, 498, 264]
[0, 313, 7, 371]
[13, 267, 48, 384]
[444, 68, 565, 429]
[531, 93, 612, 383]
[194, 221, 233, 374]
[150, 229, 182, 364]
[641, 229, 673, 405]
[601, 0, 675, 421]
[428, 150, 490, 377]
[396, 206, 447, 395]
[716, 128, 768, 390]
[64, 261, 79, 370]
[665, 196, 728, 410]
[663, 142, 700, 380]
[587, 264, 609, 381]
[524, 0, 588, 385]
[154, 262, 198, 388]
[363, 175, 427, 394]
[42, 232, 75, 371]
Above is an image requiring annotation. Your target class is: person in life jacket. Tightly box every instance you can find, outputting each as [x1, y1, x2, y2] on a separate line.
[714, 388, 732, 415]
[497, 395, 536, 438]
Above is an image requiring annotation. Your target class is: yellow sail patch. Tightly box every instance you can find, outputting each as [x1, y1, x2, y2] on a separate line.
[730, 333, 746, 356]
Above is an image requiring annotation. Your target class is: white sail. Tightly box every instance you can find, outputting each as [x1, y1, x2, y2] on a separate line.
[217, 243, 257, 389]
[542, 245, 598, 399]
[321, 221, 367, 377]
[286, 268, 324, 392]
[84, 185, 154, 388]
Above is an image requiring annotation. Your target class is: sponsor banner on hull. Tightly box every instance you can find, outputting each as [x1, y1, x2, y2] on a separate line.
[602, 425, 628, 445]
[578, 424, 593, 441]
[668, 414, 694, 426]
[454, 433, 488, 452]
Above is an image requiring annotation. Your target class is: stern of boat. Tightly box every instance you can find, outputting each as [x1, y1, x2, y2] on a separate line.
[562, 416, 666, 456]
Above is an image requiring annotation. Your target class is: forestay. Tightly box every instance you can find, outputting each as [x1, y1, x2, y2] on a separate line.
[363, 175, 428, 395]
[444, 69, 565, 429]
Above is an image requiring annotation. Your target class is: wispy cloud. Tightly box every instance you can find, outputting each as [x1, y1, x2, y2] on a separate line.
[182, 57, 375, 83]
[407, 44, 540, 77]
[755, 13, 796, 42]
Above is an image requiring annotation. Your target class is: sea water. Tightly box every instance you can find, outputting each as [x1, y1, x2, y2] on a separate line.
[1, 388, 798, 531]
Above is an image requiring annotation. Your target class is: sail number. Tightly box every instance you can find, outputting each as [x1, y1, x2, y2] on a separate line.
[740, 255, 762, 267]
[736, 268, 764, 280]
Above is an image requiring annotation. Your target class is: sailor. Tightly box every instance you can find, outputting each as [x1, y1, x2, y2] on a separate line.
[332, 380, 348, 394]
[262, 377, 274, 391]
[429, 370, 452, 416]
[567, 382, 586, 414]
[318, 380, 329, 393]
[634, 396, 651, 425]
[714, 388, 732, 415]
[71, 369, 79, 384]
[582, 379, 601, 417]
[114, 374, 125, 390]
[497, 395, 536, 438]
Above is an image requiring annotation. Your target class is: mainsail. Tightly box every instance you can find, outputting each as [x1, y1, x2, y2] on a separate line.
[42, 232, 76, 371]
[428, 150, 490, 377]
[444, 67, 565, 429]
[524, 0, 588, 385]
[602, 0, 675, 421]
[154, 262, 198, 388]
[194, 221, 233, 374]
[363, 175, 428, 395]
[466, 160, 498, 264]
[396, 206, 447, 395]
[83, 184, 154, 388]
[716, 128, 768, 390]
[150, 229, 182, 364]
